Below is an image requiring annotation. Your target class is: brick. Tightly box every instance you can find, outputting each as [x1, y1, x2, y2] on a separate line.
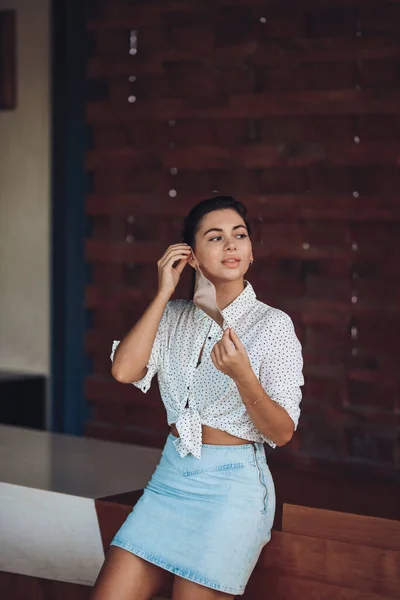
[306, 275, 351, 305]
[167, 70, 218, 97]
[86, 147, 161, 170]
[173, 168, 263, 194]
[298, 414, 344, 461]
[352, 316, 400, 354]
[359, 60, 400, 89]
[304, 221, 350, 247]
[169, 21, 215, 52]
[90, 399, 127, 426]
[91, 355, 114, 378]
[345, 427, 396, 464]
[92, 401, 167, 430]
[304, 62, 357, 90]
[353, 257, 400, 279]
[86, 192, 400, 222]
[84, 374, 162, 410]
[108, 75, 169, 102]
[87, 37, 400, 79]
[92, 308, 126, 332]
[353, 222, 400, 253]
[217, 67, 254, 95]
[304, 324, 349, 364]
[303, 375, 344, 409]
[259, 116, 355, 143]
[124, 405, 168, 430]
[93, 29, 132, 57]
[93, 125, 128, 147]
[260, 167, 309, 193]
[255, 65, 304, 93]
[256, 14, 304, 39]
[84, 422, 168, 448]
[93, 169, 167, 194]
[87, 142, 400, 170]
[174, 118, 249, 145]
[94, 26, 172, 57]
[361, 4, 400, 33]
[357, 278, 400, 309]
[215, 18, 257, 48]
[87, 89, 400, 123]
[251, 262, 303, 299]
[91, 263, 125, 286]
[304, 7, 359, 38]
[135, 26, 172, 55]
[358, 115, 400, 141]
[348, 380, 396, 412]
[256, 62, 357, 93]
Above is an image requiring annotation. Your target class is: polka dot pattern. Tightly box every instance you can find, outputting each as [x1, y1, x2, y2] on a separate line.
[111, 281, 304, 459]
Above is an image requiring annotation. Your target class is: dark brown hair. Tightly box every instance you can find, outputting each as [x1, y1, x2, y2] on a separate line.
[182, 195, 252, 250]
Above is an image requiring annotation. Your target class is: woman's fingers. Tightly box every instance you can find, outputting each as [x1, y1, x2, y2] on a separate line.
[158, 245, 191, 269]
[158, 244, 191, 263]
[219, 329, 236, 355]
[172, 253, 190, 275]
[211, 342, 222, 366]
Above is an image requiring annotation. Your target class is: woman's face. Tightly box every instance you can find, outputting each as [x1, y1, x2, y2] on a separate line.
[190, 209, 253, 283]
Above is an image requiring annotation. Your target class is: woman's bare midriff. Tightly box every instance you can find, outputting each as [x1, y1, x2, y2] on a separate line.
[170, 423, 251, 445]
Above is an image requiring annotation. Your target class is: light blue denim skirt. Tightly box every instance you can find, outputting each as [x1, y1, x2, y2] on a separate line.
[111, 433, 275, 596]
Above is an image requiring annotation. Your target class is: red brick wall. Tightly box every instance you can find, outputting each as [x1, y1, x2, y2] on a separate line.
[85, 0, 400, 479]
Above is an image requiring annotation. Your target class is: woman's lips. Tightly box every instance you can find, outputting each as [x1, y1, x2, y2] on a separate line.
[222, 259, 241, 268]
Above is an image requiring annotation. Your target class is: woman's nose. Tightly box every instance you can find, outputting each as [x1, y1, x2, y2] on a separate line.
[225, 240, 237, 250]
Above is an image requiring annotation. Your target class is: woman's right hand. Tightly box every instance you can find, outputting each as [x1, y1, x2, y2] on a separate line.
[157, 243, 192, 297]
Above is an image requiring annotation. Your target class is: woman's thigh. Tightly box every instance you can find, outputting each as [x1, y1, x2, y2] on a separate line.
[90, 546, 171, 600]
[172, 576, 234, 600]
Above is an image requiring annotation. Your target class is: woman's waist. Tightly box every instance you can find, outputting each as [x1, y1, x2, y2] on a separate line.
[170, 423, 252, 446]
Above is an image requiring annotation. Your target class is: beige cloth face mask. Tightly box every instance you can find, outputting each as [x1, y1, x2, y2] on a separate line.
[191, 252, 228, 330]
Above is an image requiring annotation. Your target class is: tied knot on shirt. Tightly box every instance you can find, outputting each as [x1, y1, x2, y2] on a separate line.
[174, 406, 203, 460]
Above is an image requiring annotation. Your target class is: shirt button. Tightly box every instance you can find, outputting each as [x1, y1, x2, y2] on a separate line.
[208, 336, 211, 340]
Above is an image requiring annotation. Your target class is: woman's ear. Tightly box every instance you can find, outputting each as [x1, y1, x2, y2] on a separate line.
[188, 255, 196, 270]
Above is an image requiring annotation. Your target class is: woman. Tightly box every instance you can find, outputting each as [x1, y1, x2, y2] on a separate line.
[91, 196, 304, 600]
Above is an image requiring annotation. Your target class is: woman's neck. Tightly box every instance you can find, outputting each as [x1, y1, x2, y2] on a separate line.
[215, 279, 246, 311]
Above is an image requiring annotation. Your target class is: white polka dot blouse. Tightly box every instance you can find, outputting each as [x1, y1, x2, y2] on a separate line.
[111, 280, 304, 459]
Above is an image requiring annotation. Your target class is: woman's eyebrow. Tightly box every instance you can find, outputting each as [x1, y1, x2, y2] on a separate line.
[203, 224, 248, 236]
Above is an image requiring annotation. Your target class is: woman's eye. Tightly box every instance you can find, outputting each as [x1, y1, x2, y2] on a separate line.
[209, 234, 247, 241]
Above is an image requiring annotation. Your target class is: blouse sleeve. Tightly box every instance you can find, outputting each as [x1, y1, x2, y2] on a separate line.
[259, 311, 304, 432]
[110, 301, 171, 394]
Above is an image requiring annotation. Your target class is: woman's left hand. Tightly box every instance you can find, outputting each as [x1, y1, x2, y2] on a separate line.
[211, 328, 252, 381]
